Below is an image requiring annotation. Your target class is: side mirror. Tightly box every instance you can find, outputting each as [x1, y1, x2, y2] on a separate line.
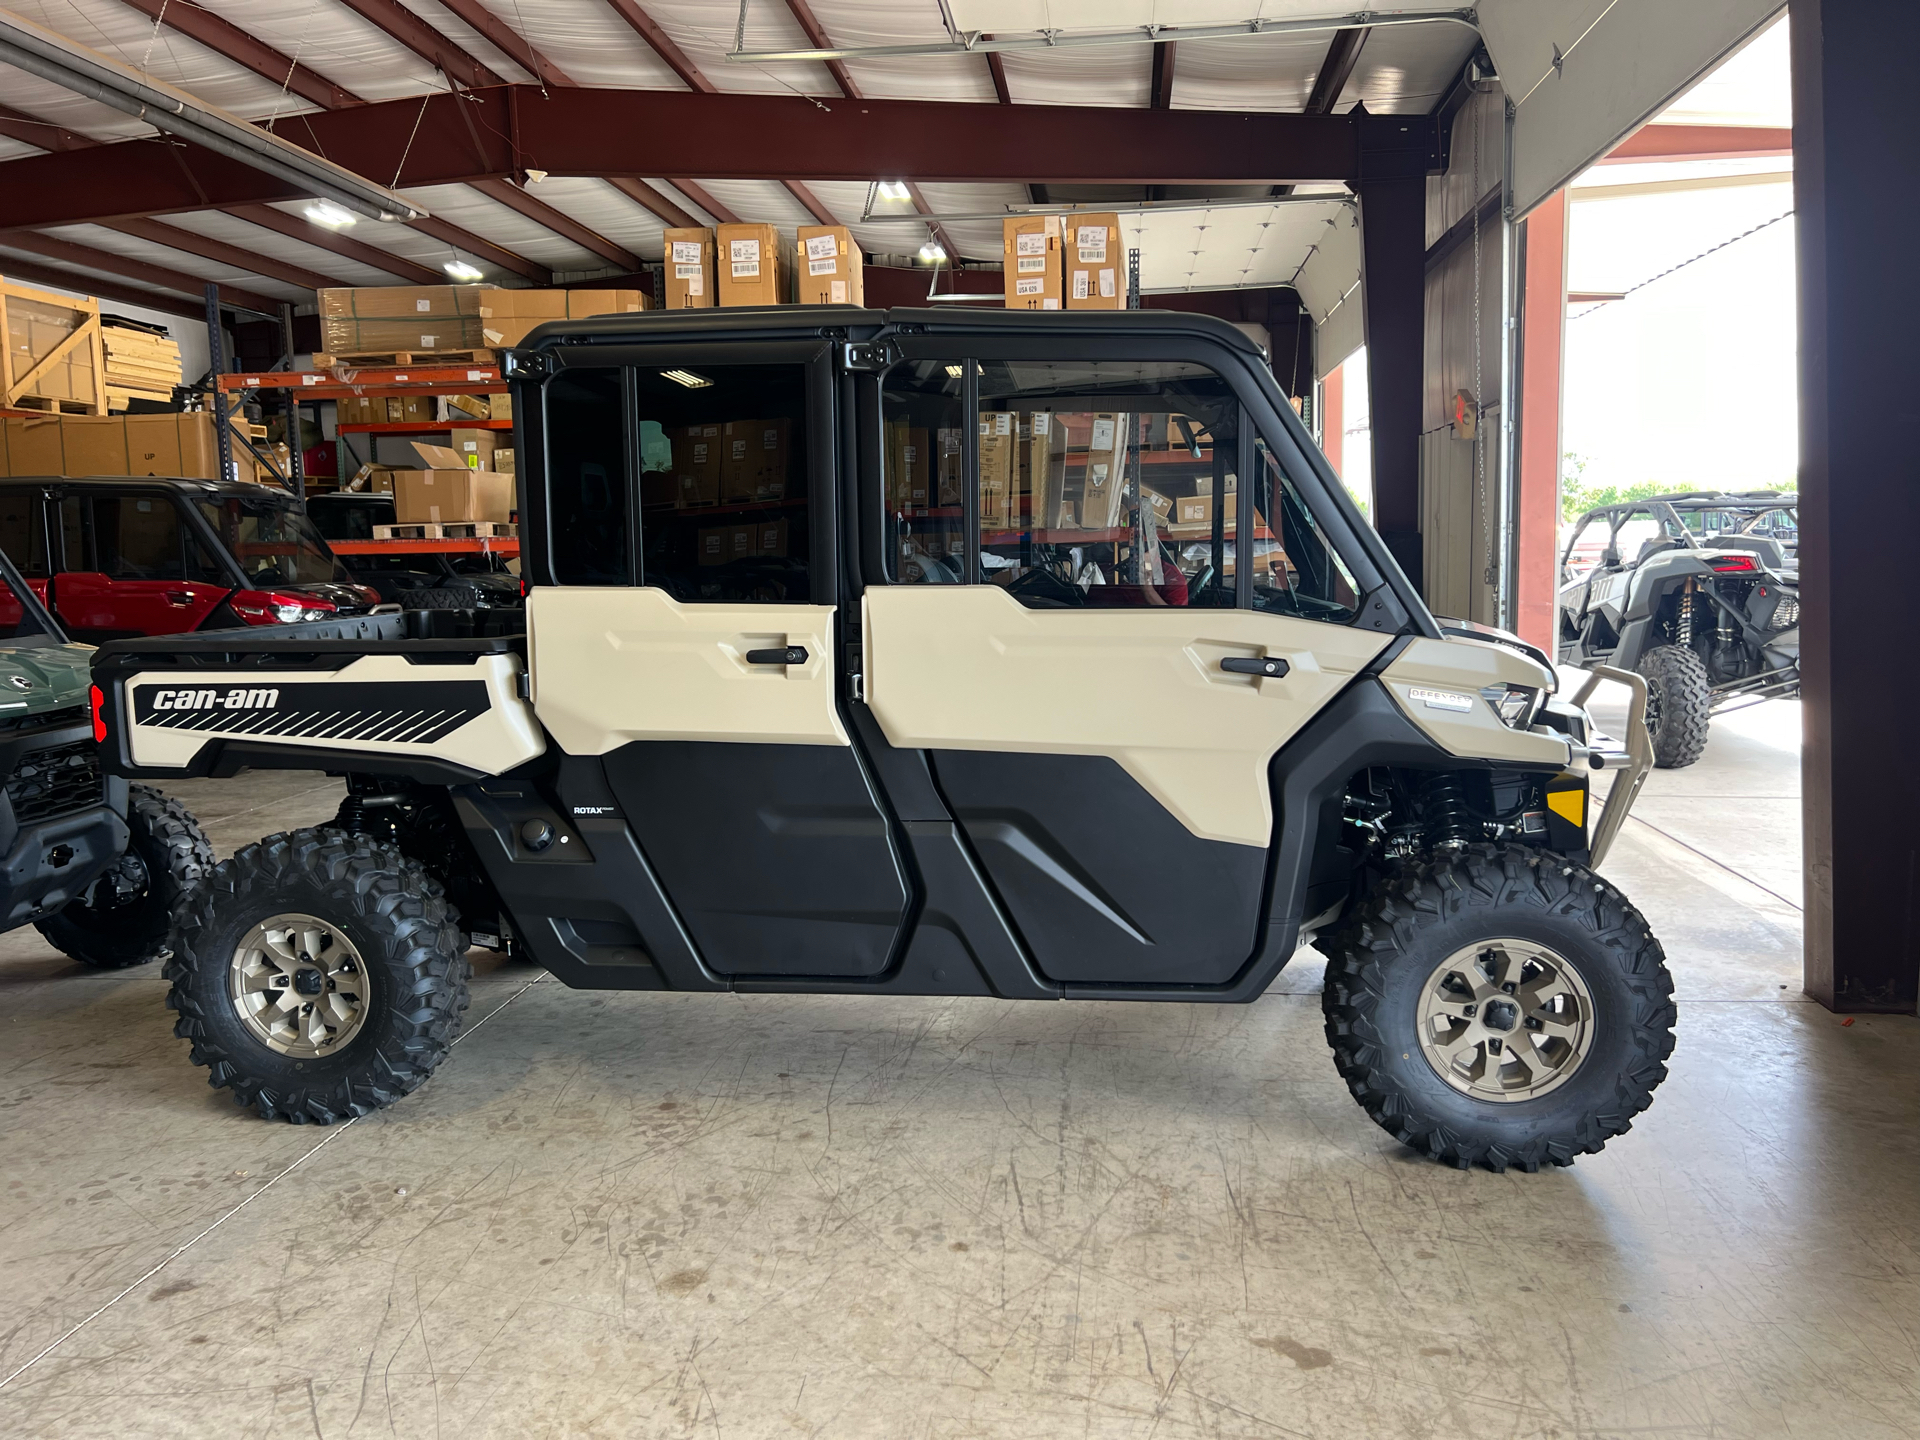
[1600, 548, 1621, 569]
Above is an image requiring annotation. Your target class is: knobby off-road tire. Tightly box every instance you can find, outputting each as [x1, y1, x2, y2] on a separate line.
[401, 586, 478, 611]
[1320, 844, 1676, 1172]
[1638, 643, 1712, 768]
[166, 828, 469, 1124]
[38, 785, 212, 968]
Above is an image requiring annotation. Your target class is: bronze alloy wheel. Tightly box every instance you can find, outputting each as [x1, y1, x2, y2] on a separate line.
[228, 913, 370, 1058]
[1416, 939, 1597, 1102]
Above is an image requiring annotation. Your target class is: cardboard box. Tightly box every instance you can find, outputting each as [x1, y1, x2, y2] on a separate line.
[671, 423, 722, 506]
[1074, 412, 1128, 530]
[1022, 413, 1070, 528]
[664, 228, 716, 309]
[1142, 486, 1175, 523]
[1175, 495, 1211, 525]
[719, 420, 760, 504]
[493, 391, 513, 422]
[567, 289, 649, 318]
[1064, 214, 1123, 310]
[978, 412, 1017, 531]
[796, 226, 864, 306]
[0, 411, 259, 481]
[937, 426, 964, 506]
[889, 424, 930, 509]
[1003, 216, 1063, 311]
[445, 393, 490, 420]
[448, 427, 497, 469]
[318, 285, 495, 355]
[754, 518, 789, 557]
[696, 525, 730, 565]
[346, 463, 399, 494]
[492, 447, 514, 474]
[394, 469, 514, 525]
[1193, 470, 1236, 494]
[748, 417, 789, 501]
[717, 224, 790, 307]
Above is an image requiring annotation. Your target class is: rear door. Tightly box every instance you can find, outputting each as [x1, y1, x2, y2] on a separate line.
[860, 341, 1391, 987]
[524, 343, 912, 978]
[51, 489, 228, 641]
[0, 487, 52, 606]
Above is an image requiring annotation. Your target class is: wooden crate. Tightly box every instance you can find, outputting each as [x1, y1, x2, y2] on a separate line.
[102, 322, 182, 411]
[2, 277, 105, 416]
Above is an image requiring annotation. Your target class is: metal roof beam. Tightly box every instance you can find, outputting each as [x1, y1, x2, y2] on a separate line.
[1304, 27, 1369, 114]
[467, 178, 639, 269]
[780, 0, 860, 99]
[0, 231, 281, 314]
[666, 179, 740, 225]
[329, 0, 506, 90]
[219, 205, 447, 285]
[431, 0, 574, 88]
[0, 101, 97, 151]
[601, 0, 713, 92]
[0, 87, 1413, 229]
[1150, 41, 1175, 110]
[1602, 123, 1792, 163]
[0, 254, 220, 319]
[112, 0, 362, 110]
[97, 217, 344, 290]
[405, 214, 553, 285]
[605, 177, 700, 229]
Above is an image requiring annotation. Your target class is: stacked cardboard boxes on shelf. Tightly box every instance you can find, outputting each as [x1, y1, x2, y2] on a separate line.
[478, 288, 649, 347]
[388, 439, 514, 526]
[660, 415, 793, 563]
[1002, 217, 1063, 311]
[663, 225, 867, 309]
[796, 226, 863, 305]
[316, 286, 649, 358]
[0, 410, 288, 483]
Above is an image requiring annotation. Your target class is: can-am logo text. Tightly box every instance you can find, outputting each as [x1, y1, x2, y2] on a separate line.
[146, 688, 280, 711]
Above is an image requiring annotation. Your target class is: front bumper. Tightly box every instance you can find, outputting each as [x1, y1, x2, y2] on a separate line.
[1568, 664, 1653, 869]
[0, 803, 128, 929]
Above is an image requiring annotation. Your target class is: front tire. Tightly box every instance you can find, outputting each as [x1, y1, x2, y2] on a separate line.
[165, 828, 469, 1124]
[37, 784, 212, 968]
[1637, 644, 1712, 768]
[1321, 844, 1675, 1172]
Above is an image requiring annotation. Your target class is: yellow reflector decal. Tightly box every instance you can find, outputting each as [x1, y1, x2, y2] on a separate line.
[1548, 789, 1585, 827]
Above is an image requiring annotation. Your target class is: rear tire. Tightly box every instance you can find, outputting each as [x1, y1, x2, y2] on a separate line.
[402, 586, 477, 610]
[1320, 844, 1675, 1172]
[165, 828, 468, 1123]
[1637, 644, 1712, 768]
[37, 785, 211, 968]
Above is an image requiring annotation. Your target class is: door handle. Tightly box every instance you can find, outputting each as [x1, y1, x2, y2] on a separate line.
[165, 590, 195, 606]
[1220, 656, 1289, 678]
[745, 646, 808, 666]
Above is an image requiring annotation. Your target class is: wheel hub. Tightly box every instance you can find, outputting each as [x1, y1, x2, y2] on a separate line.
[1415, 940, 1596, 1102]
[228, 914, 369, 1058]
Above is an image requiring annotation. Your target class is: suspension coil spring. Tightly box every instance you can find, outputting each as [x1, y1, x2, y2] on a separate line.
[1421, 773, 1474, 852]
[1677, 585, 1695, 647]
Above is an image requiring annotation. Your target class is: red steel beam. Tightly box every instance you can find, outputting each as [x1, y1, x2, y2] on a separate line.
[1304, 27, 1368, 114]
[0, 254, 214, 320]
[1149, 41, 1176, 110]
[666, 179, 740, 225]
[330, 0, 506, 90]
[0, 87, 1379, 229]
[985, 45, 1011, 104]
[780, 0, 861, 99]
[1, 232, 282, 314]
[782, 180, 838, 226]
[468, 178, 639, 269]
[113, 0, 362, 110]
[98, 217, 344, 291]
[0, 102, 98, 152]
[220, 205, 447, 285]
[432, 0, 574, 88]
[606, 177, 699, 229]
[1602, 123, 1792, 163]
[601, 0, 714, 92]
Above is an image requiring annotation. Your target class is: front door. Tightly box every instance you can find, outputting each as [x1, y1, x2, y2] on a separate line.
[861, 349, 1390, 987]
[525, 348, 911, 978]
[52, 491, 228, 641]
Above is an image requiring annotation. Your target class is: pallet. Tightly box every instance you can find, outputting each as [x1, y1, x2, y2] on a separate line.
[373, 521, 518, 541]
[6, 393, 97, 416]
[313, 349, 497, 369]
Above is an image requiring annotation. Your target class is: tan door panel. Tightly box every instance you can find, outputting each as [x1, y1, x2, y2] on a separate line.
[864, 586, 1389, 846]
[528, 587, 847, 753]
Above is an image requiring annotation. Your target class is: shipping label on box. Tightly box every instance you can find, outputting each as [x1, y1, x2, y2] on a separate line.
[1175, 495, 1211, 525]
[671, 423, 722, 505]
[697, 526, 729, 565]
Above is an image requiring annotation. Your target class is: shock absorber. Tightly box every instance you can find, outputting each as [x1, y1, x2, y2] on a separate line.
[1421, 773, 1474, 852]
[1676, 581, 1695, 647]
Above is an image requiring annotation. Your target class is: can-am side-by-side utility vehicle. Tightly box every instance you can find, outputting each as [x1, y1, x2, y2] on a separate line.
[91, 308, 1674, 1172]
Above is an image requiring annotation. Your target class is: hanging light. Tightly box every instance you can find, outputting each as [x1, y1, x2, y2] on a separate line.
[877, 181, 912, 202]
[304, 201, 358, 228]
[443, 260, 484, 281]
[919, 242, 947, 262]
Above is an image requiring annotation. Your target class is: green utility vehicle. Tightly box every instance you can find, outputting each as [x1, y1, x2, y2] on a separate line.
[0, 547, 208, 965]
[92, 307, 1673, 1171]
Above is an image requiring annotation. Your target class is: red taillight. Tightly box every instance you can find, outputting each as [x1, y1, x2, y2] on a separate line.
[229, 589, 339, 625]
[89, 683, 106, 743]
[1708, 554, 1757, 573]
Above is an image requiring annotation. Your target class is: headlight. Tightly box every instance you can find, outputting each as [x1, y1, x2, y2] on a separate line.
[1481, 684, 1541, 729]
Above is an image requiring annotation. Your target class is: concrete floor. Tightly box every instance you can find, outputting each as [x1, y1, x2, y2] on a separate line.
[0, 703, 1914, 1439]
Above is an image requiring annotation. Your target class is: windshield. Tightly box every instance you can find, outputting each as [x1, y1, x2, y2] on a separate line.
[196, 495, 351, 587]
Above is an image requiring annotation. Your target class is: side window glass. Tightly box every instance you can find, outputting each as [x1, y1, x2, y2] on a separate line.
[545, 368, 631, 585]
[58, 496, 88, 573]
[93, 495, 186, 581]
[973, 358, 1240, 609]
[1247, 440, 1358, 622]
[638, 363, 808, 603]
[882, 361, 965, 585]
[0, 495, 46, 577]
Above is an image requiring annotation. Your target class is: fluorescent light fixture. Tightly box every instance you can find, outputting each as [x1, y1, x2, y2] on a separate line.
[304, 201, 357, 228]
[443, 260, 484, 281]
[0, 8, 427, 223]
[662, 369, 712, 389]
[944, 365, 963, 379]
[877, 181, 912, 202]
[919, 243, 947, 262]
